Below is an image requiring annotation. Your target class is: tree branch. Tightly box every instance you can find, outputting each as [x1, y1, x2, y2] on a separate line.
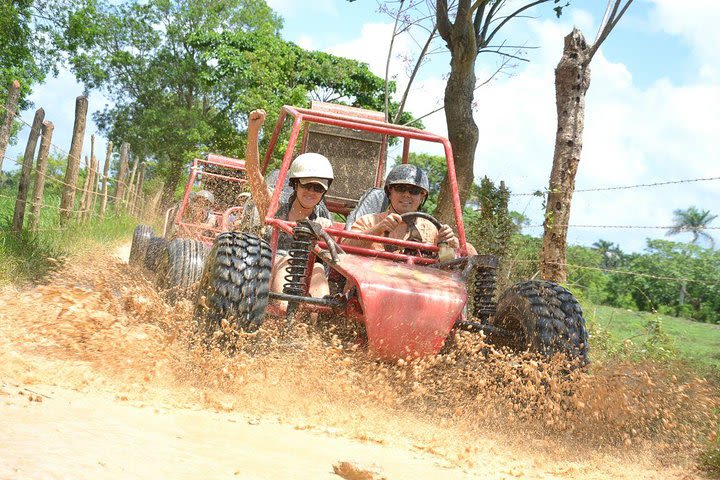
[587, 0, 634, 64]
[403, 55, 510, 125]
[393, 26, 437, 123]
[436, 0, 452, 42]
[384, 0, 406, 121]
[485, 0, 549, 47]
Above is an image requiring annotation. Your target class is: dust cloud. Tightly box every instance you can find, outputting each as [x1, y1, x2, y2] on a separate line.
[0, 249, 716, 479]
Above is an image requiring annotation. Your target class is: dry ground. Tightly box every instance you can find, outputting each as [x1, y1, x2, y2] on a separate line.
[0, 245, 715, 479]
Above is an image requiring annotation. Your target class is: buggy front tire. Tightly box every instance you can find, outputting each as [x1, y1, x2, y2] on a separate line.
[193, 232, 272, 336]
[490, 280, 589, 363]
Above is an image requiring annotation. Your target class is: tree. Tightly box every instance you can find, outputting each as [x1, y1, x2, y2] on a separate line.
[592, 238, 623, 269]
[539, 0, 634, 282]
[62, 0, 404, 206]
[667, 206, 717, 249]
[0, 0, 48, 110]
[366, 0, 572, 228]
[59, 0, 284, 205]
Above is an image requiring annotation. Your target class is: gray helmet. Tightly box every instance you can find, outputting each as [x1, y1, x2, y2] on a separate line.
[384, 164, 429, 195]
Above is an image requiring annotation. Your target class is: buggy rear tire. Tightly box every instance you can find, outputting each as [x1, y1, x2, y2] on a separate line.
[129, 225, 154, 267]
[156, 238, 207, 302]
[144, 237, 169, 272]
[193, 231, 272, 336]
[490, 280, 589, 363]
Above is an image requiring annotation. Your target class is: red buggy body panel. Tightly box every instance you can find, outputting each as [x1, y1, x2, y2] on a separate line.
[333, 254, 467, 360]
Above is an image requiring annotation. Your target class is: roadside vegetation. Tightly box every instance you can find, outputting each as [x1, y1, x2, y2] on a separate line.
[0, 179, 136, 284]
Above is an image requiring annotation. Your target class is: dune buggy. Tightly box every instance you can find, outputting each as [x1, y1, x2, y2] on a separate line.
[190, 102, 589, 363]
[129, 154, 250, 299]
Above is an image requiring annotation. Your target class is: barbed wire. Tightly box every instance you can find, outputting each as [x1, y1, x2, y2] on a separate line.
[1, 103, 92, 169]
[508, 259, 718, 286]
[1, 152, 122, 196]
[0, 192, 105, 220]
[525, 224, 720, 230]
[511, 175, 720, 196]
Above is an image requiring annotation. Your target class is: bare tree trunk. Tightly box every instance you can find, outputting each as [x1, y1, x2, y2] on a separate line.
[113, 142, 129, 206]
[59, 96, 88, 223]
[11, 108, 45, 234]
[0, 80, 21, 177]
[539, 28, 591, 282]
[433, 36, 479, 229]
[28, 120, 54, 232]
[100, 141, 113, 217]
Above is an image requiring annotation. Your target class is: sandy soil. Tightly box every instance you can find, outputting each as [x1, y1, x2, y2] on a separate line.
[0, 245, 715, 479]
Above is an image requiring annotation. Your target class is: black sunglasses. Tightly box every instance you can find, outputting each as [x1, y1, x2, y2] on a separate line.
[298, 182, 326, 193]
[391, 184, 424, 195]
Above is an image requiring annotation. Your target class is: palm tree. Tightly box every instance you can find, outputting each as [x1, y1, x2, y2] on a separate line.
[592, 239, 622, 269]
[666, 206, 717, 248]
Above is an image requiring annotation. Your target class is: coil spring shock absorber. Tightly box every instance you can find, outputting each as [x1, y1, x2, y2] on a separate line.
[472, 262, 498, 322]
[283, 223, 316, 296]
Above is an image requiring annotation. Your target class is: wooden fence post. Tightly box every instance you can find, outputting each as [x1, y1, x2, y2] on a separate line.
[125, 154, 139, 210]
[113, 142, 129, 207]
[144, 184, 163, 220]
[12, 108, 45, 234]
[100, 141, 112, 217]
[132, 162, 146, 215]
[78, 155, 91, 219]
[78, 134, 94, 219]
[0, 80, 21, 177]
[82, 155, 98, 223]
[59, 96, 88, 223]
[90, 154, 101, 218]
[28, 120, 54, 232]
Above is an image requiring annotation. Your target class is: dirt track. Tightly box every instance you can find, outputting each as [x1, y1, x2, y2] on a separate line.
[0, 245, 714, 479]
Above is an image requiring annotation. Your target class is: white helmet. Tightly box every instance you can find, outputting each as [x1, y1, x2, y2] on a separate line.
[288, 152, 334, 183]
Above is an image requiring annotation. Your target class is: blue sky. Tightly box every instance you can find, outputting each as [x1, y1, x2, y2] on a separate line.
[7, 0, 719, 253]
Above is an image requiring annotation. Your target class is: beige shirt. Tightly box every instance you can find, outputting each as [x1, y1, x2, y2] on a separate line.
[345, 211, 439, 251]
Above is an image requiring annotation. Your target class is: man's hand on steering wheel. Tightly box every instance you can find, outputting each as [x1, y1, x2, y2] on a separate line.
[375, 212, 403, 236]
[437, 224, 459, 249]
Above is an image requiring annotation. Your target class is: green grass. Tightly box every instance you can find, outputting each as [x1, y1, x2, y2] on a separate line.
[0, 186, 138, 284]
[584, 302, 720, 371]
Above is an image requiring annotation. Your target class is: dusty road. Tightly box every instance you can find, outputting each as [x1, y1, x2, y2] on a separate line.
[0, 246, 715, 479]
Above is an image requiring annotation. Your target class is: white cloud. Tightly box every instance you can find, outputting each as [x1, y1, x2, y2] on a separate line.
[266, 0, 339, 19]
[296, 34, 314, 50]
[649, 0, 720, 72]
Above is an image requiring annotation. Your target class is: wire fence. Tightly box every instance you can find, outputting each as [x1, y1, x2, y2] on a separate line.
[511, 175, 720, 196]
[1, 96, 149, 236]
[507, 258, 718, 287]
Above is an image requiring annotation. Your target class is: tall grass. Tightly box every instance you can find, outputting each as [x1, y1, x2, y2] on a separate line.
[0, 186, 138, 284]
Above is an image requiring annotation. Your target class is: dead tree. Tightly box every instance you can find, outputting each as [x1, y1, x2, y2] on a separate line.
[540, 1, 634, 282]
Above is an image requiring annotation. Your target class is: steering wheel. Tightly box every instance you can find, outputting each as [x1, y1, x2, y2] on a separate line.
[399, 211, 443, 230]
